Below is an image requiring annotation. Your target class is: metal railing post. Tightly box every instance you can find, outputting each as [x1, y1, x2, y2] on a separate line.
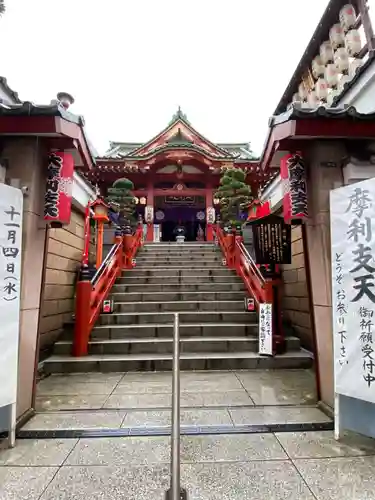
[166, 312, 187, 500]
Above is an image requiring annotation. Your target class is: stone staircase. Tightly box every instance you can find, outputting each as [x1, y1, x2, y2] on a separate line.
[44, 243, 312, 373]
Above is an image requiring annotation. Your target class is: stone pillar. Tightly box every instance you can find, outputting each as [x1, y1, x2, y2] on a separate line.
[2, 138, 47, 419]
[304, 141, 347, 409]
[145, 181, 154, 242]
[205, 186, 214, 242]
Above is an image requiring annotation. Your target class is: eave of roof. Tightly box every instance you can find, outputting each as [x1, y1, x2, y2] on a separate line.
[104, 140, 256, 160]
[258, 103, 375, 173]
[0, 100, 83, 124]
[273, 103, 375, 126]
[110, 140, 252, 149]
[100, 143, 236, 162]
[0, 101, 97, 168]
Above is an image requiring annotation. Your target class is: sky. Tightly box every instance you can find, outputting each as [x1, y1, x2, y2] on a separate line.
[0, 0, 330, 156]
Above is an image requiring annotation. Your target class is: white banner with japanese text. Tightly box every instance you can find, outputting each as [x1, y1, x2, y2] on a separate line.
[258, 303, 272, 355]
[0, 184, 23, 409]
[331, 179, 375, 404]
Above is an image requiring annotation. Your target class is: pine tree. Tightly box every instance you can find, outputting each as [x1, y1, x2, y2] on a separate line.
[215, 167, 253, 226]
[0, 1, 5, 16]
[106, 177, 136, 231]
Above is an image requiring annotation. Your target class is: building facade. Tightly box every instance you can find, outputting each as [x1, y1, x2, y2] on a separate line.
[258, 0, 375, 411]
[0, 80, 97, 424]
[79, 108, 269, 243]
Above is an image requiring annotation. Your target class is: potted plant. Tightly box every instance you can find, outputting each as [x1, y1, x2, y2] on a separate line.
[214, 167, 253, 235]
[106, 177, 136, 237]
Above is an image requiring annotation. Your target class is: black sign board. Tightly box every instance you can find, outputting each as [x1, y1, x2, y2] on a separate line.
[246, 214, 291, 265]
[165, 196, 195, 205]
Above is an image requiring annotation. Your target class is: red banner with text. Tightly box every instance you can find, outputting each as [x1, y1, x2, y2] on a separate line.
[280, 153, 308, 223]
[44, 152, 74, 225]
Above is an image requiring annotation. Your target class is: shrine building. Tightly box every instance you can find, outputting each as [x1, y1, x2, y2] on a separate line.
[79, 108, 274, 242]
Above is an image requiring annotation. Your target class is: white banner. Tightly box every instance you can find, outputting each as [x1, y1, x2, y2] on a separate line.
[331, 178, 375, 404]
[259, 303, 272, 355]
[0, 184, 23, 409]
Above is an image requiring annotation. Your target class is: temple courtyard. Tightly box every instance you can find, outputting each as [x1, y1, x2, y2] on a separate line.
[1, 369, 375, 499]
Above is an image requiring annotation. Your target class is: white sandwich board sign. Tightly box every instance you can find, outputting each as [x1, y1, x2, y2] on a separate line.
[330, 178, 375, 439]
[0, 183, 23, 447]
[258, 303, 272, 355]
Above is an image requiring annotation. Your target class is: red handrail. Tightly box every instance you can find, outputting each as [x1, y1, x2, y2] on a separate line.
[214, 224, 284, 353]
[123, 226, 143, 268]
[234, 241, 274, 305]
[73, 225, 144, 357]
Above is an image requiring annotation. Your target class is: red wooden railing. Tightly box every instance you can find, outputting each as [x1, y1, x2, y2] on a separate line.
[214, 224, 284, 354]
[73, 225, 143, 357]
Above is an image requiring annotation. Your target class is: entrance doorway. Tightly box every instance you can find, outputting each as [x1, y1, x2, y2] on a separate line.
[161, 219, 205, 242]
[156, 205, 206, 242]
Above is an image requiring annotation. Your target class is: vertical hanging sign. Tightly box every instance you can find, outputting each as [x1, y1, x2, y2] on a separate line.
[0, 183, 23, 446]
[258, 303, 273, 355]
[280, 153, 308, 223]
[206, 207, 215, 224]
[44, 151, 74, 225]
[331, 179, 375, 404]
[145, 205, 154, 223]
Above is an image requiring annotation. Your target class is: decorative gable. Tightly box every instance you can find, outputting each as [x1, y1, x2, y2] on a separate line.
[166, 128, 193, 145]
[128, 108, 233, 159]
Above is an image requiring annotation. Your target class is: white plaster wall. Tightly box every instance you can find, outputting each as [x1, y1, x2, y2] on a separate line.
[72, 172, 95, 212]
[340, 62, 375, 112]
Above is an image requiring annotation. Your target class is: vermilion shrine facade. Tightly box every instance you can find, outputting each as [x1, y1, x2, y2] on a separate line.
[79, 108, 274, 242]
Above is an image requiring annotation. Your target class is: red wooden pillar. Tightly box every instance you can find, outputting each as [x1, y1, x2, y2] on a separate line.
[146, 179, 154, 242]
[205, 186, 214, 242]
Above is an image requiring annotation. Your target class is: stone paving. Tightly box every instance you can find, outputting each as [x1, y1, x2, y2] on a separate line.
[1, 369, 375, 499]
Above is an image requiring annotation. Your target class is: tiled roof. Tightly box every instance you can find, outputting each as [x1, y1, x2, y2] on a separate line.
[273, 103, 375, 126]
[103, 140, 257, 161]
[217, 143, 258, 160]
[0, 100, 83, 124]
[102, 108, 257, 161]
[0, 100, 97, 165]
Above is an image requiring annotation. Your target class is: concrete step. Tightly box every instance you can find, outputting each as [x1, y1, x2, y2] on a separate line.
[53, 336, 301, 355]
[136, 255, 221, 261]
[134, 261, 225, 268]
[129, 266, 226, 271]
[112, 300, 246, 313]
[138, 254, 221, 260]
[111, 282, 246, 293]
[110, 291, 247, 302]
[116, 276, 243, 285]
[124, 268, 236, 277]
[144, 243, 215, 248]
[87, 323, 259, 340]
[138, 251, 220, 257]
[43, 350, 314, 373]
[98, 311, 255, 326]
[138, 252, 217, 259]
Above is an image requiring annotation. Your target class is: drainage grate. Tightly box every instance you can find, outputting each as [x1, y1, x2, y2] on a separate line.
[4, 420, 334, 440]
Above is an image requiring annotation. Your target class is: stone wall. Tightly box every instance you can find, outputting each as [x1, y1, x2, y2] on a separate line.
[281, 225, 314, 351]
[38, 208, 93, 360]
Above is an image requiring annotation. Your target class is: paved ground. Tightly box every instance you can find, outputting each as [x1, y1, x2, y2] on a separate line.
[1, 370, 375, 499]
